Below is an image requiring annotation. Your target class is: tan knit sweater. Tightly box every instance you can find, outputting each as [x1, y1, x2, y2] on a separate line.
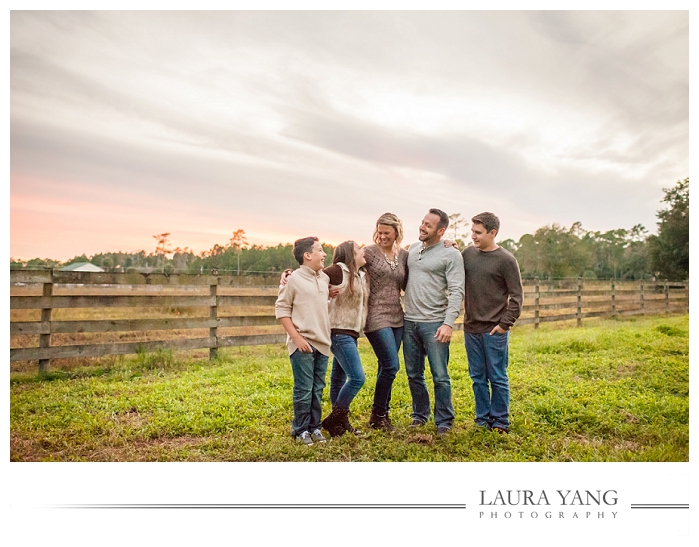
[326, 263, 370, 336]
[275, 265, 331, 356]
[362, 244, 408, 333]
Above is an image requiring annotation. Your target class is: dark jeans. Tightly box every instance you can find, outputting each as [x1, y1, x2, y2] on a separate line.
[365, 326, 403, 415]
[289, 347, 329, 436]
[329, 334, 366, 409]
[464, 331, 510, 430]
[403, 320, 454, 428]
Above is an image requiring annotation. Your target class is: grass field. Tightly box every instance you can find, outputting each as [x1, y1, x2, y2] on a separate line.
[10, 314, 688, 462]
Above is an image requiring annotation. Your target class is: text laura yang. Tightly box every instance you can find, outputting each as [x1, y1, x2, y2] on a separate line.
[479, 490, 618, 506]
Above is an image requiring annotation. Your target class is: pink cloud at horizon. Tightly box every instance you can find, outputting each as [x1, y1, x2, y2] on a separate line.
[10, 175, 362, 262]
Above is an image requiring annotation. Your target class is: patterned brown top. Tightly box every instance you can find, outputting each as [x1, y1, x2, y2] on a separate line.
[363, 244, 408, 333]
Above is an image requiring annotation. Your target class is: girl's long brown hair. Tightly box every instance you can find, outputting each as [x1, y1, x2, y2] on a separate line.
[333, 240, 363, 295]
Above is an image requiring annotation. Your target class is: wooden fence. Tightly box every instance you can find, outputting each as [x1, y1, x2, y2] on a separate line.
[10, 270, 689, 372]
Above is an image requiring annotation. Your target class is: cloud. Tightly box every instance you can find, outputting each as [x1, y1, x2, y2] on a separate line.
[9, 10, 688, 259]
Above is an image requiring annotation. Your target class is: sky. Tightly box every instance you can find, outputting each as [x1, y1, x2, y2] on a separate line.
[10, 10, 689, 261]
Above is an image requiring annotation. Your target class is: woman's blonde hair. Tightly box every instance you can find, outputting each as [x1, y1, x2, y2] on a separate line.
[373, 212, 404, 247]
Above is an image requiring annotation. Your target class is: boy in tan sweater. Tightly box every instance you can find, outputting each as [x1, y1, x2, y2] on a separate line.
[275, 237, 332, 446]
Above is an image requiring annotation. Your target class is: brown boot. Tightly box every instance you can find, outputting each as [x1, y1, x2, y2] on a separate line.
[337, 407, 363, 436]
[321, 406, 346, 438]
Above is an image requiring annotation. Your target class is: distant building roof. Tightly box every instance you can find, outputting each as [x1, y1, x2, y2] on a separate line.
[60, 262, 105, 272]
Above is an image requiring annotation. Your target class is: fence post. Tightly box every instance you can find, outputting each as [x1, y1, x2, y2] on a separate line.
[640, 279, 645, 316]
[209, 277, 218, 360]
[38, 272, 54, 373]
[611, 279, 616, 318]
[576, 276, 582, 327]
[534, 277, 540, 330]
[664, 281, 669, 316]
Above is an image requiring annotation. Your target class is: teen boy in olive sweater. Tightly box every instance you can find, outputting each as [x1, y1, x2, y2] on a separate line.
[462, 212, 523, 434]
[275, 237, 331, 446]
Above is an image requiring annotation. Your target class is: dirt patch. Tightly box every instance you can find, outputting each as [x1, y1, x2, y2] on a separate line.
[10, 431, 223, 462]
[565, 433, 641, 453]
[618, 409, 640, 424]
[615, 363, 638, 376]
[407, 433, 433, 444]
[112, 407, 149, 428]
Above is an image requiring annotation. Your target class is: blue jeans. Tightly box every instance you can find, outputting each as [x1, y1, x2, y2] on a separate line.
[403, 320, 454, 428]
[365, 327, 403, 416]
[329, 334, 366, 409]
[289, 347, 329, 436]
[464, 331, 510, 430]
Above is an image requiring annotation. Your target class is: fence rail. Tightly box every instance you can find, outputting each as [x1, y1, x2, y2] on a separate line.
[10, 270, 689, 372]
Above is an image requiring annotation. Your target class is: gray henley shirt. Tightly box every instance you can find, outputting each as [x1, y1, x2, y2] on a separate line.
[404, 240, 465, 327]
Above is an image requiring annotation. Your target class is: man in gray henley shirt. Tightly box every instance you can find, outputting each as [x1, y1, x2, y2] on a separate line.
[403, 208, 465, 435]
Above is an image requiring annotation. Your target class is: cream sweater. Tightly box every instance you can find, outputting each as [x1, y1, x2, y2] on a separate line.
[275, 265, 332, 356]
[327, 263, 370, 335]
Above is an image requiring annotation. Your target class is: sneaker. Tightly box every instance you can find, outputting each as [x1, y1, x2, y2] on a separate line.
[409, 419, 426, 428]
[436, 426, 452, 436]
[311, 429, 327, 443]
[492, 426, 509, 434]
[296, 431, 314, 446]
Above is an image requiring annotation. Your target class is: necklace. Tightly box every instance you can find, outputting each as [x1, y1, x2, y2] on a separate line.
[384, 251, 399, 271]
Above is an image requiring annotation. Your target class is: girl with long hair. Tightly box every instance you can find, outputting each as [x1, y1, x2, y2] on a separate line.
[320, 240, 370, 436]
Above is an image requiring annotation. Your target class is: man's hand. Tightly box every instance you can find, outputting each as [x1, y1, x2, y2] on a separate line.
[280, 268, 293, 286]
[443, 239, 458, 249]
[329, 285, 339, 298]
[434, 324, 453, 343]
[489, 325, 508, 335]
[294, 335, 313, 353]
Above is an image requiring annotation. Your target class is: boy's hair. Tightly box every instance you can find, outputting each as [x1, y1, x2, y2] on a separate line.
[293, 236, 319, 265]
[333, 240, 364, 295]
[372, 212, 404, 246]
[471, 212, 500, 234]
[428, 208, 450, 230]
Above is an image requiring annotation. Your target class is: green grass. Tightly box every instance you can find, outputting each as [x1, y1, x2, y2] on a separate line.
[10, 315, 688, 461]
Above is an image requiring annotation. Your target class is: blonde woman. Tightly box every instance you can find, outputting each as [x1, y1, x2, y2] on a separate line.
[361, 213, 409, 430]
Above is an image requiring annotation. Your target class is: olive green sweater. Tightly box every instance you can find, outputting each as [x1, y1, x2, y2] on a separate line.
[461, 246, 523, 333]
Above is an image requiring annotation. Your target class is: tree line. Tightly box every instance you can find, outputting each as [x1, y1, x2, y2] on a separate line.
[11, 178, 688, 280]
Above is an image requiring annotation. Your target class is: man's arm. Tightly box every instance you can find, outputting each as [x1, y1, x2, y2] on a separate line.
[435, 250, 466, 342]
[494, 256, 523, 333]
[401, 249, 409, 292]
